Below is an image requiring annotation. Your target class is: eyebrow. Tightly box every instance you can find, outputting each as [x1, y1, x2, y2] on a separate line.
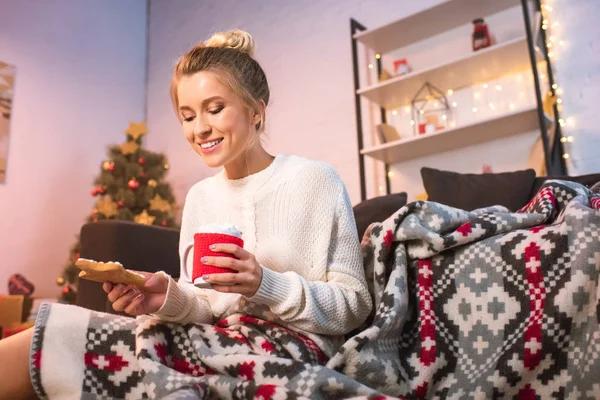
[179, 96, 225, 112]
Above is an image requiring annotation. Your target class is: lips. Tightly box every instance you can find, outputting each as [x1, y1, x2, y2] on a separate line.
[198, 138, 224, 154]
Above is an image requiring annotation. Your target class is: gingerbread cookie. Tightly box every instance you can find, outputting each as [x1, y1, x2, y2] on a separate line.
[75, 258, 146, 286]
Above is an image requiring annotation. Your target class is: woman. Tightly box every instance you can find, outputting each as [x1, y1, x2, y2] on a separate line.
[0, 30, 371, 399]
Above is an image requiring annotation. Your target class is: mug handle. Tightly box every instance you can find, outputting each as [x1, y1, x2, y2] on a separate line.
[180, 242, 194, 283]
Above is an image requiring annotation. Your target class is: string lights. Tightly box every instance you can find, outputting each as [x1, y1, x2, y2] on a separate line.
[541, 0, 574, 162]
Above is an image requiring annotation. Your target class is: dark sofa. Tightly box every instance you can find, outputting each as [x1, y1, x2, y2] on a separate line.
[76, 169, 600, 313]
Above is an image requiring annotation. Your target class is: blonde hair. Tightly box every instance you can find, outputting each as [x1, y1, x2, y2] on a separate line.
[170, 30, 270, 134]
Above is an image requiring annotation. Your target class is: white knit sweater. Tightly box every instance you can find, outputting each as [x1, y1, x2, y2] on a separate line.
[153, 153, 372, 356]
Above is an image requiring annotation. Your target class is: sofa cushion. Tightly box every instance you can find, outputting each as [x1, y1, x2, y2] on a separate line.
[353, 192, 407, 240]
[532, 173, 600, 195]
[421, 167, 536, 211]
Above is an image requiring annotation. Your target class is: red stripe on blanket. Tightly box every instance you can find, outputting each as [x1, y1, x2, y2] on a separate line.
[523, 241, 545, 375]
[591, 197, 600, 210]
[418, 260, 436, 367]
[84, 353, 129, 371]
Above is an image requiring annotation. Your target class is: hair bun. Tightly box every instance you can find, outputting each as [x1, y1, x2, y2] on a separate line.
[204, 29, 255, 57]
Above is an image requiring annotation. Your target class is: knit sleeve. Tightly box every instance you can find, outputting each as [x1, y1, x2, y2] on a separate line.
[151, 184, 214, 325]
[250, 164, 372, 335]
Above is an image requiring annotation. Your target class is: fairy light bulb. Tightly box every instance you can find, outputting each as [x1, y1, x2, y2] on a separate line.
[488, 103, 495, 109]
[563, 153, 569, 159]
[561, 137, 567, 143]
[509, 103, 516, 110]
[368, 64, 374, 69]
[548, 51, 554, 58]
[447, 89, 454, 95]
[540, 73, 546, 79]
[387, 171, 395, 178]
[495, 85, 502, 91]
[474, 92, 481, 99]
[567, 136, 573, 142]
[483, 83, 488, 89]
[410, 120, 415, 125]
[404, 106, 411, 113]
[472, 107, 478, 113]
[375, 54, 381, 59]
[442, 115, 448, 120]
[552, 84, 558, 89]
[452, 101, 458, 107]
[557, 98, 563, 104]
[419, 110, 424, 115]
[567, 117, 575, 126]
[392, 110, 398, 115]
[559, 118, 565, 126]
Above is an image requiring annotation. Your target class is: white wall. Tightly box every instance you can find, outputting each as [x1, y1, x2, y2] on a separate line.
[146, 0, 440, 206]
[146, 0, 600, 206]
[0, 0, 147, 298]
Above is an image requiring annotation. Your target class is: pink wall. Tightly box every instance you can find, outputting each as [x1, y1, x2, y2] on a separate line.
[0, 0, 147, 298]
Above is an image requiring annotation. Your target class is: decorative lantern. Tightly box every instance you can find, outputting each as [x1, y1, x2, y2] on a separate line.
[411, 82, 452, 136]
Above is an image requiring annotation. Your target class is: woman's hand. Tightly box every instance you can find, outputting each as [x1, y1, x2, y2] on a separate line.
[103, 271, 169, 316]
[202, 244, 263, 297]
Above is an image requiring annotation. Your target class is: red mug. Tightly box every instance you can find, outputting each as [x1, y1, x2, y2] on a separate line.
[181, 232, 244, 288]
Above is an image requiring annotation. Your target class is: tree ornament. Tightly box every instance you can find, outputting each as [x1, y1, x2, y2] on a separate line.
[148, 179, 158, 188]
[103, 161, 115, 171]
[128, 178, 140, 190]
[91, 187, 98, 196]
[149, 194, 172, 212]
[120, 141, 139, 155]
[138, 157, 145, 165]
[161, 220, 167, 227]
[96, 197, 119, 218]
[56, 276, 65, 285]
[93, 217, 98, 222]
[134, 210, 156, 225]
[124, 122, 148, 141]
[117, 200, 125, 208]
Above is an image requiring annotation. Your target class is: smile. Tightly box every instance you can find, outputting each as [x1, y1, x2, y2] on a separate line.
[199, 138, 224, 154]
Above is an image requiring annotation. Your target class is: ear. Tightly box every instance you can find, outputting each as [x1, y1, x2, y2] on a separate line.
[251, 99, 266, 127]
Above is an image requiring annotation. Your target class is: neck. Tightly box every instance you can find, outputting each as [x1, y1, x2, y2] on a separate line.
[224, 145, 275, 180]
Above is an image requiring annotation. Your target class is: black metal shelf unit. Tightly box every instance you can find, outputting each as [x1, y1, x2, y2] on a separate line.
[350, 0, 567, 202]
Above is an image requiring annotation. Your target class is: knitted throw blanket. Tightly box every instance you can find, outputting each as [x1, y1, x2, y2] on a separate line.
[31, 180, 599, 399]
[328, 180, 600, 398]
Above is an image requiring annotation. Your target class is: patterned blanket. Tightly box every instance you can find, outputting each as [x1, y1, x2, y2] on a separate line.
[31, 180, 600, 399]
[329, 180, 600, 398]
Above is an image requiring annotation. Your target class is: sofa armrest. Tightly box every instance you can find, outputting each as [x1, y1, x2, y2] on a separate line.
[76, 220, 180, 314]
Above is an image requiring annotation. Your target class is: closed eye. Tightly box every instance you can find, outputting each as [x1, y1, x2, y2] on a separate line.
[209, 106, 224, 115]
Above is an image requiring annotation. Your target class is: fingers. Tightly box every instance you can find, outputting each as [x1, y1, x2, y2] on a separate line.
[123, 293, 145, 315]
[202, 255, 242, 271]
[210, 243, 248, 260]
[111, 286, 143, 313]
[102, 281, 114, 293]
[204, 273, 239, 286]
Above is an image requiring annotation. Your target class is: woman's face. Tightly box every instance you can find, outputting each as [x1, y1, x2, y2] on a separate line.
[177, 71, 259, 168]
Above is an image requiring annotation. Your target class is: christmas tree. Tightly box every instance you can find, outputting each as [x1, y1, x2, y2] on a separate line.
[57, 122, 178, 302]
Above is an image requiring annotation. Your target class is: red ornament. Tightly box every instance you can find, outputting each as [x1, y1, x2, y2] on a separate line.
[75, 253, 80, 259]
[107, 163, 115, 171]
[117, 200, 125, 208]
[91, 188, 98, 196]
[138, 157, 146, 165]
[62, 286, 70, 294]
[128, 178, 140, 190]
[93, 217, 98, 223]
[161, 220, 167, 227]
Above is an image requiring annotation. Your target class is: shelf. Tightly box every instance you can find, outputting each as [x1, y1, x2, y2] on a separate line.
[357, 37, 544, 109]
[354, 0, 524, 54]
[361, 107, 552, 164]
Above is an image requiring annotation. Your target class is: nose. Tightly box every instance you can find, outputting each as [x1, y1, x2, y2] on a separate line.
[193, 116, 210, 137]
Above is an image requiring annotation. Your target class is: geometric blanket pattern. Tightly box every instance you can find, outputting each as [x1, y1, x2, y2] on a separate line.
[29, 180, 600, 399]
[329, 180, 600, 398]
